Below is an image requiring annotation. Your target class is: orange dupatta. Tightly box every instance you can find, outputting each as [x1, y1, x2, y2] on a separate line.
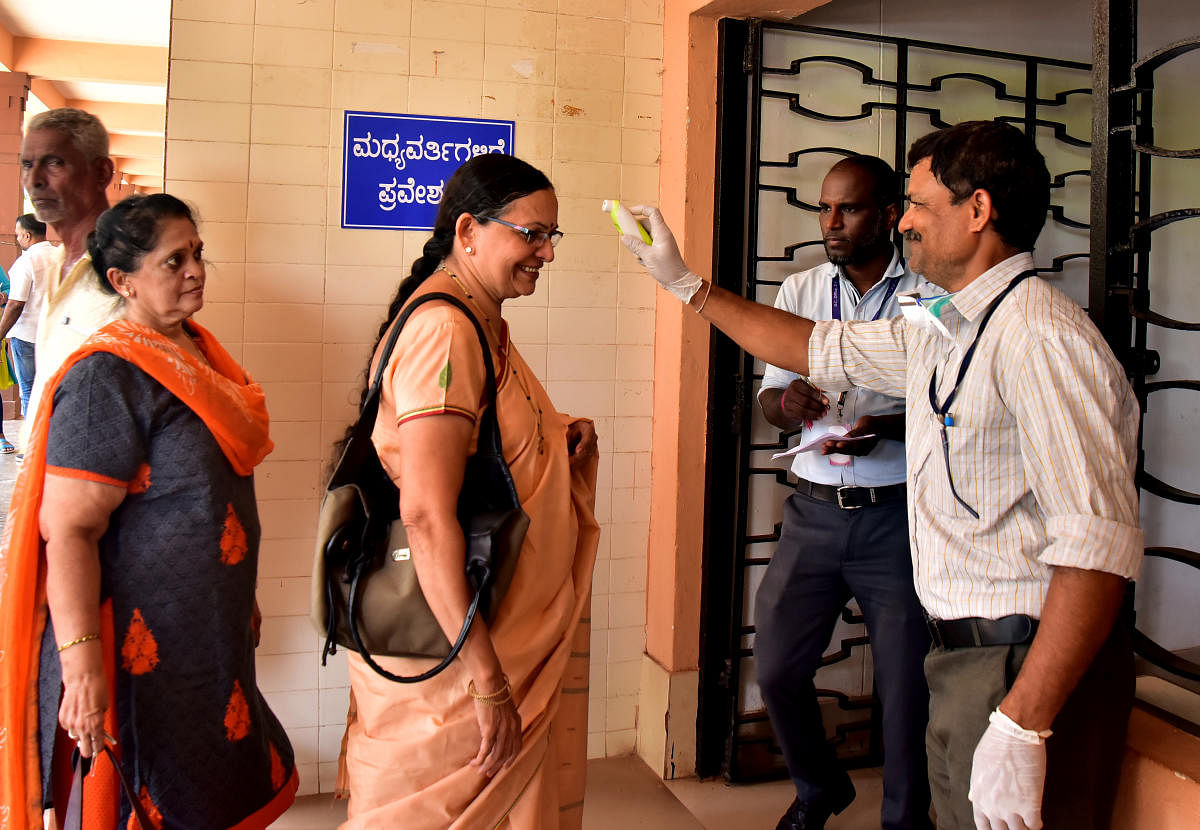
[0, 319, 273, 829]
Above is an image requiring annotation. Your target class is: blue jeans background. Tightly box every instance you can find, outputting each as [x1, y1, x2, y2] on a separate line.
[9, 338, 35, 417]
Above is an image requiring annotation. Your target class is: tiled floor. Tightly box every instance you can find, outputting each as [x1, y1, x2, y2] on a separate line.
[667, 764, 882, 830]
[271, 756, 884, 829]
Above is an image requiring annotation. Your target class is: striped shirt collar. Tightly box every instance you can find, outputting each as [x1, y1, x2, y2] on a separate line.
[946, 251, 1037, 323]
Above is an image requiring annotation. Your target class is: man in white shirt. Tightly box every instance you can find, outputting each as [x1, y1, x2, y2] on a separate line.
[625, 121, 1139, 830]
[19, 108, 122, 440]
[1, 213, 52, 416]
[756, 157, 931, 830]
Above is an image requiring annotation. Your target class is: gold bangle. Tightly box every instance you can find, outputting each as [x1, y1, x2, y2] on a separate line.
[468, 676, 510, 700]
[474, 688, 512, 707]
[468, 675, 512, 706]
[693, 281, 713, 313]
[57, 633, 101, 653]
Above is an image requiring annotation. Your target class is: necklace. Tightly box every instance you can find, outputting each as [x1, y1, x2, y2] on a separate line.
[441, 264, 545, 454]
[171, 330, 209, 367]
[440, 265, 498, 331]
[189, 336, 211, 367]
[508, 360, 546, 455]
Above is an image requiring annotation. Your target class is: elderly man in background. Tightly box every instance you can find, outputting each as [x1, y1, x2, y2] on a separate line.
[18, 108, 122, 440]
[1, 213, 52, 422]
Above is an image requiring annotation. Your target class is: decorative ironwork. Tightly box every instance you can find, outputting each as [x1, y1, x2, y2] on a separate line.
[703, 19, 1093, 781]
[1132, 551, 1200, 682]
[1092, 1, 1200, 684]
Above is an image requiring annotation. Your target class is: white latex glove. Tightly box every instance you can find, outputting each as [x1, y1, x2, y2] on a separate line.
[620, 205, 704, 303]
[968, 709, 1049, 830]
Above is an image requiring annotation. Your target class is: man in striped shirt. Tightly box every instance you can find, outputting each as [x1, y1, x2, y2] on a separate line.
[623, 121, 1141, 830]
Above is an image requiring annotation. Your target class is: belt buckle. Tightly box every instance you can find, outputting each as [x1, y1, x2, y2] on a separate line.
[836, 486, 861, 510]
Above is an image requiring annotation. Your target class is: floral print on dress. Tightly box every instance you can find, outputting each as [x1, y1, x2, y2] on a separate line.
[224, 680, 251, 741]
[219, 503, 248, 566]
[120, 609, 160, 675]
[127, 463, 152, 494]
[128, 786, 164, 830]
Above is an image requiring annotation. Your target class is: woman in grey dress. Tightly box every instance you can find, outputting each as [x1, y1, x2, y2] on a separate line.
[0, 194, 296, 829]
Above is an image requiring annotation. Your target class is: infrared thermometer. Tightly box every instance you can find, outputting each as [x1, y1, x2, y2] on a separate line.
[602, 200, 653, 244]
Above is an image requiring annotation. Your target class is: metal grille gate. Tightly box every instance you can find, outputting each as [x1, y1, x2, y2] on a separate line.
[1092, 1, 1200, 689]
[700, 20, 1093, 781]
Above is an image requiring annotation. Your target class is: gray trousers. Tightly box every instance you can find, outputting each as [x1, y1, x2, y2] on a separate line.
[755, 491, 931, 830]
[924, 622, 1133, 830]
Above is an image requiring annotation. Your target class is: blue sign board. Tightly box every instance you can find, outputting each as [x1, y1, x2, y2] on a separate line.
[341, 111, 515, 231]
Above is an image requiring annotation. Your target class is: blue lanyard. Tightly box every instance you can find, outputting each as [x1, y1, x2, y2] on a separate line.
[831, 273, 900, 322]
[926, 269, 1037, 518]
[830, 272, 900, 425]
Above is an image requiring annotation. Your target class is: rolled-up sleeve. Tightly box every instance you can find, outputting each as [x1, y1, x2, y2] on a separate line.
[1010, 331, 1143, 579]
[807, 316, 908, 400]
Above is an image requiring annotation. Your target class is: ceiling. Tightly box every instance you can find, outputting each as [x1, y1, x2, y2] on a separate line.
[0, 0, 169, 192]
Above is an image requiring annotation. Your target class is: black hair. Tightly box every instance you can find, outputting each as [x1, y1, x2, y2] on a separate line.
[832, 154, 903, 209]
[17, 213, 47, 237]
[87, 194, 196, 296]
[907, 120, 1051, 251]
[370, 153, 552, 346]
[331, 153, 553, 466]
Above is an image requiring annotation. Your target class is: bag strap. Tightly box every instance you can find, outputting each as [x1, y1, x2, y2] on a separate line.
[325, 291, 503, 491]
[345, 291, 506, 684]
[65, 745, 155, 830]
[369, 292, 500, 425]
[348, 564, 485, 684]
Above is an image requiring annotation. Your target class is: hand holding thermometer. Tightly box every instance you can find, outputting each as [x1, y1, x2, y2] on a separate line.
[612, 203, 705, 303]
[602, 200, 653, 244]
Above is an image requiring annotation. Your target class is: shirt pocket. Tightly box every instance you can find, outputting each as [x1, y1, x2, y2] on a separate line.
[937, 394, 1026, 521]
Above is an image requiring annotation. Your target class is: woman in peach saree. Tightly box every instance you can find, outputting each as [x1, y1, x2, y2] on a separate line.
[336, 154, 600, 829]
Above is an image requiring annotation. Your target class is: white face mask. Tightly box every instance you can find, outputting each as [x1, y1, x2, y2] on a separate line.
[897, 290, 955, 339]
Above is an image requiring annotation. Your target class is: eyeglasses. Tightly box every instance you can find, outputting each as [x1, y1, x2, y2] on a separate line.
[481, 216, 564, 248]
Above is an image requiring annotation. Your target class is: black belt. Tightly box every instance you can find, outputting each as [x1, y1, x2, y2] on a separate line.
[794, 477, 906, 510]
[926, 614, 1039, 649]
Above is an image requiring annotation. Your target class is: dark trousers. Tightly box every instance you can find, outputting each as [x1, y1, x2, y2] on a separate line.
[755, 490, 931, 830]
[924, 621, 1133, 830]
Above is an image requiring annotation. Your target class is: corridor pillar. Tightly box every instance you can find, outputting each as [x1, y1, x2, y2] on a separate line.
[0, 72, 31, 257]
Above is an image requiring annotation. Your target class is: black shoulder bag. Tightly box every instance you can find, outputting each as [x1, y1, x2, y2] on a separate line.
[311, 292, 528, 683]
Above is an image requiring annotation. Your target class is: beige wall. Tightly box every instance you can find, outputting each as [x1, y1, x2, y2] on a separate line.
[166, 0, 663, 793]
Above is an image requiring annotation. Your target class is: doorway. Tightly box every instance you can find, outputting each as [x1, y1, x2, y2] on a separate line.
[698, 19, 1093, 780]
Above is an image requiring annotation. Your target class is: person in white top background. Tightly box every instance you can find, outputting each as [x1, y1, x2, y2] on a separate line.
[755, 156, 933, 830]
[623, 120, 1141, 830]
[1, 213, 52, 423]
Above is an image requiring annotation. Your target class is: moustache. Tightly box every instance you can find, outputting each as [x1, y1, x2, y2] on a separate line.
[903, 230, 922, 242]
